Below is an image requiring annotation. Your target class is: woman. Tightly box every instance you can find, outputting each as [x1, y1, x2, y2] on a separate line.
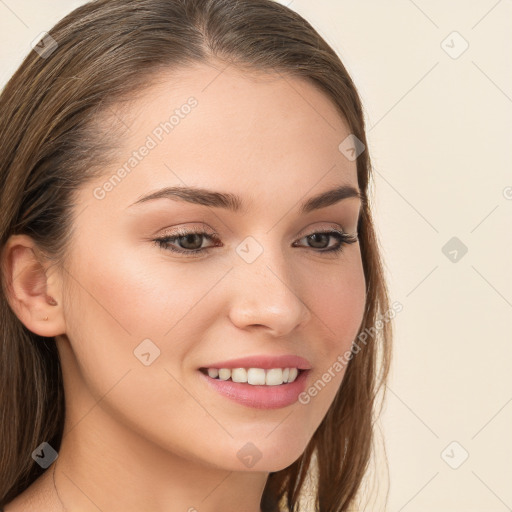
[0, 0, 393, 510]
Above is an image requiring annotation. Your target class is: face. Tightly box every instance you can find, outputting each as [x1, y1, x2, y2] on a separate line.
[55, 62, 366, 472]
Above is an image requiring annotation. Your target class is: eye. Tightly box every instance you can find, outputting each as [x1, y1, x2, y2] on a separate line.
[153, 227, 358, 258]
[153, 228, 220, 257]
[293, 230, 358, 254]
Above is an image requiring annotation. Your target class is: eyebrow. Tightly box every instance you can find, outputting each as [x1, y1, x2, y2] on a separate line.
[128, 184, 364, 215]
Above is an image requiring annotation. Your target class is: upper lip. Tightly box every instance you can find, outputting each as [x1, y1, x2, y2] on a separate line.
[200, 354, 312, 370]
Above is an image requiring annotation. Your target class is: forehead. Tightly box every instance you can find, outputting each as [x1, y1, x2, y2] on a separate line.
[84, 62, 359, 215]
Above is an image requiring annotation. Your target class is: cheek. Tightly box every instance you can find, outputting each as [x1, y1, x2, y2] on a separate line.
[62, 239, 226, 399]
[298, 253, 366, 415]
[61, 246, 230, 459]
[305, 251, 366, 351]
[69, 240, 216, 340]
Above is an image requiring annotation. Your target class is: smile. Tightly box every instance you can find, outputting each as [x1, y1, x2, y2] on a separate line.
[198, 368, 311, 409]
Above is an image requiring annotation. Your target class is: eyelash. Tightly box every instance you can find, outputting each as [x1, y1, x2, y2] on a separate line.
[153, 227, 358, 258]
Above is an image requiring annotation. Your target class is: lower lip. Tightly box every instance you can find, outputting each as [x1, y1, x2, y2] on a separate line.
[198, 369, 310, 409]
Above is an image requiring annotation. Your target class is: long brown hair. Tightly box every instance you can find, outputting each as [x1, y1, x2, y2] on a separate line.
[0, 1, 393, 509]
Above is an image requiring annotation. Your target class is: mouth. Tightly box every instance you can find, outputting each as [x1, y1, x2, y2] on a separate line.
[198, 367, 306, 386]
[197, 367, 311, 409]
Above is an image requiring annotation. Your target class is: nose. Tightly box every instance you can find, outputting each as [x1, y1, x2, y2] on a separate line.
[227, 242, 311, 336]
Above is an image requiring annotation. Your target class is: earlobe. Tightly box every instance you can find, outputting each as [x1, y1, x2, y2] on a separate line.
[1, 234, 65, 337]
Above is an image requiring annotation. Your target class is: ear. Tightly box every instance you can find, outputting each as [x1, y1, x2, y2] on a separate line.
[1, 234, 66, 337]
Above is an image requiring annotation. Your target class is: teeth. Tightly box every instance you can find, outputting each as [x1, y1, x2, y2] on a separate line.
[205, 367, 301, 385]
[207, 368, 219, 378]
[231, 368, 247, 383]
[248, 368, 266, 385]
[218, 368, 231, 380]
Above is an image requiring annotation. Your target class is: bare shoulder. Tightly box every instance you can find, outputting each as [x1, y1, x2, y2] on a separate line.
[3, 469, 57, 511]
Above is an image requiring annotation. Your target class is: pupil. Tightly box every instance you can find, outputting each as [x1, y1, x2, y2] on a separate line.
[309, 233, 327, 248]
[182, 234, 201, 249]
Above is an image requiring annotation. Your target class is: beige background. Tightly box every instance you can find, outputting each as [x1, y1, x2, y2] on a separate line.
[1, 1, 511, 510]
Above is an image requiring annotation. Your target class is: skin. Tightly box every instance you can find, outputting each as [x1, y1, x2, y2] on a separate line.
[2, 62, 366, 511]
